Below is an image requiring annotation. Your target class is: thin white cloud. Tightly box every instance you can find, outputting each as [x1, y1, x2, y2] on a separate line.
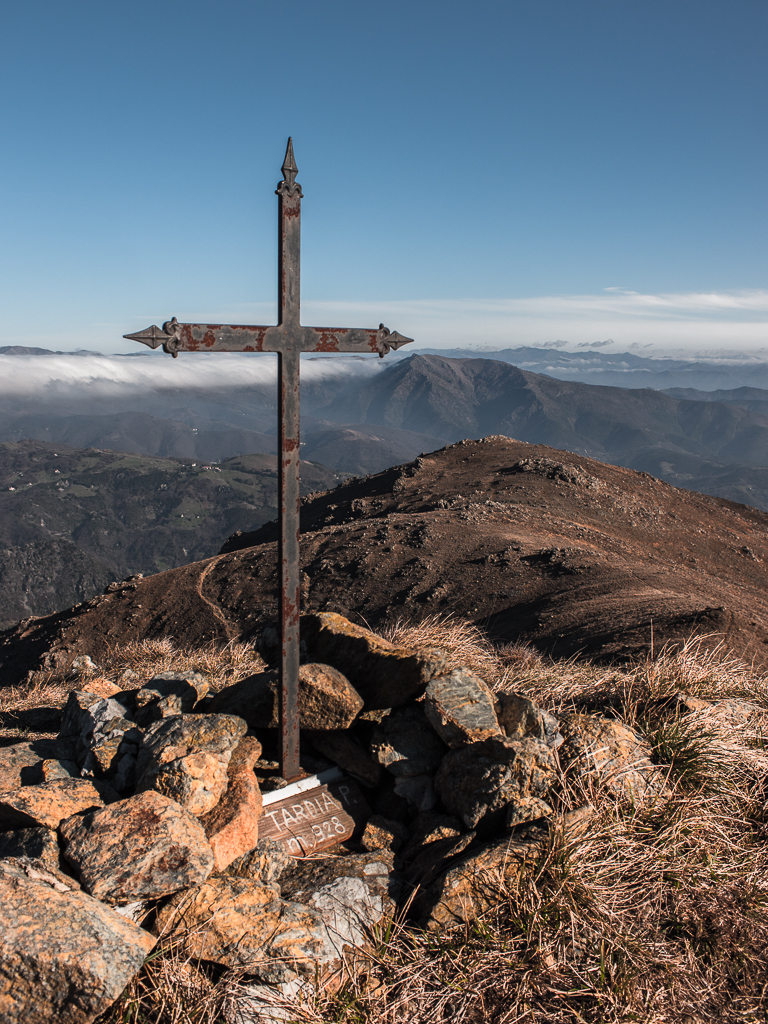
[293, 290, 768, 356]
[3, 289, 767, 358]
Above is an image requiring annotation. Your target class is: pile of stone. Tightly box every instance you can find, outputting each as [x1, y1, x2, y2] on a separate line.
[0, 612, 664, 1024]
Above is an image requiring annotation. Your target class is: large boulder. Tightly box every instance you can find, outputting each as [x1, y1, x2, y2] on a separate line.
[434, 736, 556, 834]
[295, 664, 364, 729]
[416, 835, 535, 928]
[208, 664, 364, 730]
[135, 713, 247, 815]
[60, 789, 215, 904]
[0, 860, 155, 1024]
[156, 876, 336, 983]
[300, 613, 449, 709]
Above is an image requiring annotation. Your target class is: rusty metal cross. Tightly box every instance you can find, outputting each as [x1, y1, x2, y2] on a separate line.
[124, 140, 413, 782]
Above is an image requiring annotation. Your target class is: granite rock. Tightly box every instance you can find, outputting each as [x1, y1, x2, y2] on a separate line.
[224, 837, 292, 888]
[434, 736, 556, 834]
[496, 692, 563, 748]
[60, 789, 215, 904]
[370, 704, 446, 777]
[0, 826, 65, 878]
[133, 670, 210, 724]
[40, 758, 79, 782]
[226, 979, 311, 1024]
[417, 834, 535, 928]
[279, 849, 399, 942]
[360, 815, 409, 853]
[136, 713, 247, 777]
[80, 677, 123, 699]
[300, 612, 449, 709]
[156, 876, 336, 982]
[135, 713, 247, 811]
[558, 713, 664, 802]
[0, 860, 155, 1024]
[0, 778, 110, 831]
[296, 664, 364, 729]
[0, 740, 57, 790]
[208, 664, 364, 731]
[57, 690, 103, 761]
[143, 751, 230, 816]
[310, 875, 385, 956]
[200, 735, 263, 871]
[57, 691, 136, 769]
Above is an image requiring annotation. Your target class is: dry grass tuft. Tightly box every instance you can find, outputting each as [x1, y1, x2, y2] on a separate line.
[96, 939, 230, 1024]
[379, 614, 504, 683]
[100, 637, 266, 693]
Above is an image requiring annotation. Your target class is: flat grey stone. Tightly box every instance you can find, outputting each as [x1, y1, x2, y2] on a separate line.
[496, 692, 563, 748]
[424, 668, 501, 747]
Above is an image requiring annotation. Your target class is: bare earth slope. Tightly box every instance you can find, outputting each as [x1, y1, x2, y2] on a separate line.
[2, 436, 768, 683]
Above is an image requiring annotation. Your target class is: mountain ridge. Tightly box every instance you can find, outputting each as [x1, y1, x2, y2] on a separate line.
[3, 436, 767, 684]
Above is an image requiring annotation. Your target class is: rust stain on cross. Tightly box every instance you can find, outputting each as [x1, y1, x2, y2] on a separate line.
[124, 139, 414, 782]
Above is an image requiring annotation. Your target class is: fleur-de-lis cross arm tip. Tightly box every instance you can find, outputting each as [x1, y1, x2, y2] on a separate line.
[124, 318, 182, 356]
[376, 325, 414, 357]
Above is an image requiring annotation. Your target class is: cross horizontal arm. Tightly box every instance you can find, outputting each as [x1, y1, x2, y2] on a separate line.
[124, 319, 414, 358]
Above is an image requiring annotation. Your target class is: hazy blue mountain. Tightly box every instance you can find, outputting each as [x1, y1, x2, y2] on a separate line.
[662, 386, 768, 419]
[416, 347, 768, 391]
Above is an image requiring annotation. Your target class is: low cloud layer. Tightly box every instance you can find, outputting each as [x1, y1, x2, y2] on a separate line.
[0, 351, 387, 404]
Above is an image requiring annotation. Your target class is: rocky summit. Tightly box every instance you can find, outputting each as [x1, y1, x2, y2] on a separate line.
[0, 611, 662, 1022]
[3, 435, 768, 682]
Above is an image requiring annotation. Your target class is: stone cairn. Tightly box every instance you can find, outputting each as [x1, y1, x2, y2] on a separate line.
[0, 612, 664, 1024]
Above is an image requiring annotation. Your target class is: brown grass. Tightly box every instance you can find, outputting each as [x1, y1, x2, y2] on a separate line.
[98, 637, 266, 693]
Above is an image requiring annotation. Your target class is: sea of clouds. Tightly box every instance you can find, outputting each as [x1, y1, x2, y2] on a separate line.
[0, 351, 388, 407]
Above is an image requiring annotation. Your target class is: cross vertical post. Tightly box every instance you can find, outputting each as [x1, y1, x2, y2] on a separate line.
[124, 140, 414, 785]
[276, 141, 303, 779]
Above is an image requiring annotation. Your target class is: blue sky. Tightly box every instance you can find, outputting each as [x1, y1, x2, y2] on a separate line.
[1, 0, 766, 355]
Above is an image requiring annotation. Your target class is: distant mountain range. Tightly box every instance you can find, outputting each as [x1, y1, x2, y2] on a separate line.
[307, 354, 768, 510]
[5, 349, 768, 625]
[4, 350, 768, 509]
[417, 347, 768, 391]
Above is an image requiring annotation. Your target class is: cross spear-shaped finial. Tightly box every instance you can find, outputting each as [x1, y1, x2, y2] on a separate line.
[124, 141, 413, 787]
[279, 137, 301, 195]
